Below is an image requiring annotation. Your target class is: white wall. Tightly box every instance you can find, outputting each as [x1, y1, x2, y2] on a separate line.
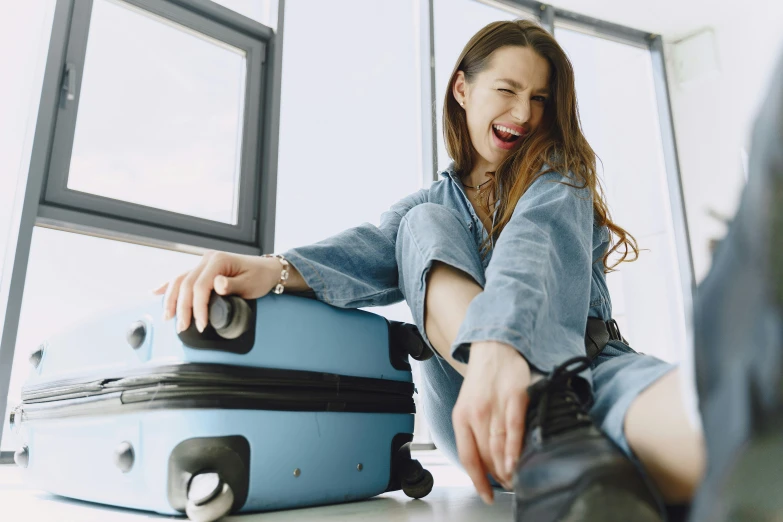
[663, 6, 783, 283]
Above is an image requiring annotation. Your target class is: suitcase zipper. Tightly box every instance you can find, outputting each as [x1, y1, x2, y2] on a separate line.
[16, 363, 415, 424]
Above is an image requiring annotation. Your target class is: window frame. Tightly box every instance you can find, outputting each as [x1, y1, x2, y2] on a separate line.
[42, 0, 272, 247]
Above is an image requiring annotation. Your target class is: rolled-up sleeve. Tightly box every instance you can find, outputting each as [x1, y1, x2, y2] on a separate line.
[451, 171, 594, 372]
[281, 189, 429, 309]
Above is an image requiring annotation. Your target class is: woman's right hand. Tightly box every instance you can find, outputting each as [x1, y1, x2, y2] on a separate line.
[151, 250, 281, 333]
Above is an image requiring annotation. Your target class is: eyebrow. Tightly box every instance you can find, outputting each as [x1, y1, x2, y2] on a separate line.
[496, 78, 550, 96]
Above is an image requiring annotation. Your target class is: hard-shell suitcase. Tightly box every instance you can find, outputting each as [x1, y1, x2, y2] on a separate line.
[10, 292, 434, 521]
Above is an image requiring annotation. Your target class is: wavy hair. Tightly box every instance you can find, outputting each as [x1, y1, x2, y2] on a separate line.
[443, 19, 639, 271]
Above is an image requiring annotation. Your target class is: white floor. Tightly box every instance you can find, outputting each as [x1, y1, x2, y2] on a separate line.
[0, 450, 513, 521]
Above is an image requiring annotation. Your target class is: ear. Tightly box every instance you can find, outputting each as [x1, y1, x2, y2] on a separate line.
[452, 71, 467, 106]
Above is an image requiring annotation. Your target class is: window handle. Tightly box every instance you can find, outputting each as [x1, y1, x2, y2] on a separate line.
[62, 62, 76, 103]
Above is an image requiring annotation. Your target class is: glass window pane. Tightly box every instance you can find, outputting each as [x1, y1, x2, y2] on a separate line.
[1, 228, 199, 451]
[274, 0, 423, 323]
[0, 1, 55, 284]
[433, 0, 536, 172]
[212, 0, 278, 29]
[66, 0, 247, 224]
[556, 27, 689, 363]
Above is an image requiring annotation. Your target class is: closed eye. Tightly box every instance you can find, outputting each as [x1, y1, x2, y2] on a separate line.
[498, 88, 515, 94]
[533, 95, 548, 103]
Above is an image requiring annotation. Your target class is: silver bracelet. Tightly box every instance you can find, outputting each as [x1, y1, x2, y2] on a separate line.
[261, 254, 290, 294]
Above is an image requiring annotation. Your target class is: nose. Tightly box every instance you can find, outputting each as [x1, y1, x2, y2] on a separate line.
[511, 98, 531, 124]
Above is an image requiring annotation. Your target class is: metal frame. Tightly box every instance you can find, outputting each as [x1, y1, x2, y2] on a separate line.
[418, 0, 439, 184]
[43, 0, 269, 247]
[650, 35, 696, 300]
[258, 0, 285, 253]
[0, 0, 72, 456]
[539, 4, 554, 34]
[0, 0, 284, 450]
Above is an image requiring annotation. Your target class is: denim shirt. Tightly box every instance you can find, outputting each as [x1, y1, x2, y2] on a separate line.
[282, 163, 614, 372]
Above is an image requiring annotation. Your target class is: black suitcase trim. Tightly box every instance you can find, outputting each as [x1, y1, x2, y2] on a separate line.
[16, 363, 416, 422]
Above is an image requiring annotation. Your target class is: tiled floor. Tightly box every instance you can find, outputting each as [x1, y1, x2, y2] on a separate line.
[0, 450, 513, 521]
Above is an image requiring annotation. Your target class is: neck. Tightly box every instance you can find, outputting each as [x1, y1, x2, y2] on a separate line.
[464, 158, 495, 188]
[463, 169, 492, 190]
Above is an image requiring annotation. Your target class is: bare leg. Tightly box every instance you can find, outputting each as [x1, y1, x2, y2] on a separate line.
[422, 261, 484, 378]
[624, 369, 706, 504]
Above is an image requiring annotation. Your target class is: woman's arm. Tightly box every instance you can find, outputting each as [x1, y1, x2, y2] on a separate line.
[451, 170, 594, 372]
[280, 188, 429, 308]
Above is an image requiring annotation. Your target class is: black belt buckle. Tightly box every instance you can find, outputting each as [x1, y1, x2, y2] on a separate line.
[606, 319, 624, 342]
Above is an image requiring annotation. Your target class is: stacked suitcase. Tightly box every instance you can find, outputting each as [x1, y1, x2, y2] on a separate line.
[9, 292, 433, 521]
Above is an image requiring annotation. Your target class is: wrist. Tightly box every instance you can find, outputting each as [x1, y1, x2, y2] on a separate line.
[261, 254, 290, 294]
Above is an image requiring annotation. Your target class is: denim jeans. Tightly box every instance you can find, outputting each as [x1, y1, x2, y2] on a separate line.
[394, 202, 674, 467]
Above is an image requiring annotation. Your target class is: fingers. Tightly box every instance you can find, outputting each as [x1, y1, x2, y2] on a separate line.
[454, 407, 494, 504]
[214, 274, 230, 295]
[489, 425, 508, 489]
[174, 253, 212, 333]
[192, 252, 233, 333]
[504, 391, 528, 484]
[158, 250, 254, 334]
[162, 274, 185, 322]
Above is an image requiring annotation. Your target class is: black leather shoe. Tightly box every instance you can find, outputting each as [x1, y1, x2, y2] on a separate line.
[513, 357, 664, 522]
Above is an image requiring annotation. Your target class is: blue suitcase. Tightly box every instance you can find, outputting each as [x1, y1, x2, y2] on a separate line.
[10, 292, 434, 521]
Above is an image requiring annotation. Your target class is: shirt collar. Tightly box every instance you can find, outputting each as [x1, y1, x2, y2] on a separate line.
[439, 161, 461, 182]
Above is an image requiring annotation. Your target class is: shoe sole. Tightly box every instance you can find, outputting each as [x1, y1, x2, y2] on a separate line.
[513, 475, 664, 522]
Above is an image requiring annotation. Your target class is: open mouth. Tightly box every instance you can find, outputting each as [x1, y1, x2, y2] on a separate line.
[492, 124, 524, 150]
[492, 124, 522, 143]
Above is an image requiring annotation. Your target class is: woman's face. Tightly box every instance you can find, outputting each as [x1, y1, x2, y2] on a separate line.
[453, 45, 551, 174]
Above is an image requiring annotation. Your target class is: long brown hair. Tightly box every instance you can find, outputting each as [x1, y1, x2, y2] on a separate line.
[443, 19, 638, 271]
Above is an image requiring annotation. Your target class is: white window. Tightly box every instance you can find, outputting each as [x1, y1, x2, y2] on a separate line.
[274, 0, 424, 324]
[557, 27, 689, 363]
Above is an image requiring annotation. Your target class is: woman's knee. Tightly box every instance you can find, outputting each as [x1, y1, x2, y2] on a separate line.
[397, 203, 473, 258]
[401, 202, 465, 230]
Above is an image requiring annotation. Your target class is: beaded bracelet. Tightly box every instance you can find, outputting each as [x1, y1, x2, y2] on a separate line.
[261, 254, 290, 294]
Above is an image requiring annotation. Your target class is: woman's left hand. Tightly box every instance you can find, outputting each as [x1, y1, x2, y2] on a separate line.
[452, 340, 532, 504]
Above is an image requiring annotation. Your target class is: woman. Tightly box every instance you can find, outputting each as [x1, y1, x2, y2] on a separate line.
[155, 20, 704, 521]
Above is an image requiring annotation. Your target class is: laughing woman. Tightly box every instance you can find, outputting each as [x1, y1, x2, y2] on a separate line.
[156, 20, 705, 521]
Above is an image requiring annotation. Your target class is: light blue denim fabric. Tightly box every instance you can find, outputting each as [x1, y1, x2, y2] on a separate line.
[282, 165, 674, 462]
[284, 166, 611, 371]
[687, 51, 783, 522]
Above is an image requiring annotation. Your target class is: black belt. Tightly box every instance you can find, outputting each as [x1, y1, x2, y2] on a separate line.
[585, 318, 626, 360]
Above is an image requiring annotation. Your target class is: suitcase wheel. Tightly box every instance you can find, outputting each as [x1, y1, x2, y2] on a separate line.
[400, 461, 434, 499]
[185, 472, 235, 522]
[394, 442, 434, 499]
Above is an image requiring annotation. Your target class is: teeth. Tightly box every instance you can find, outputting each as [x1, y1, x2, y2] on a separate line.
[493, 124, 521, 136]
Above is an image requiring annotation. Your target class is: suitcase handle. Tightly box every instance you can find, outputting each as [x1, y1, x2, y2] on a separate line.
[208, 293, 252, 340]
[177, 293, 256, 354]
